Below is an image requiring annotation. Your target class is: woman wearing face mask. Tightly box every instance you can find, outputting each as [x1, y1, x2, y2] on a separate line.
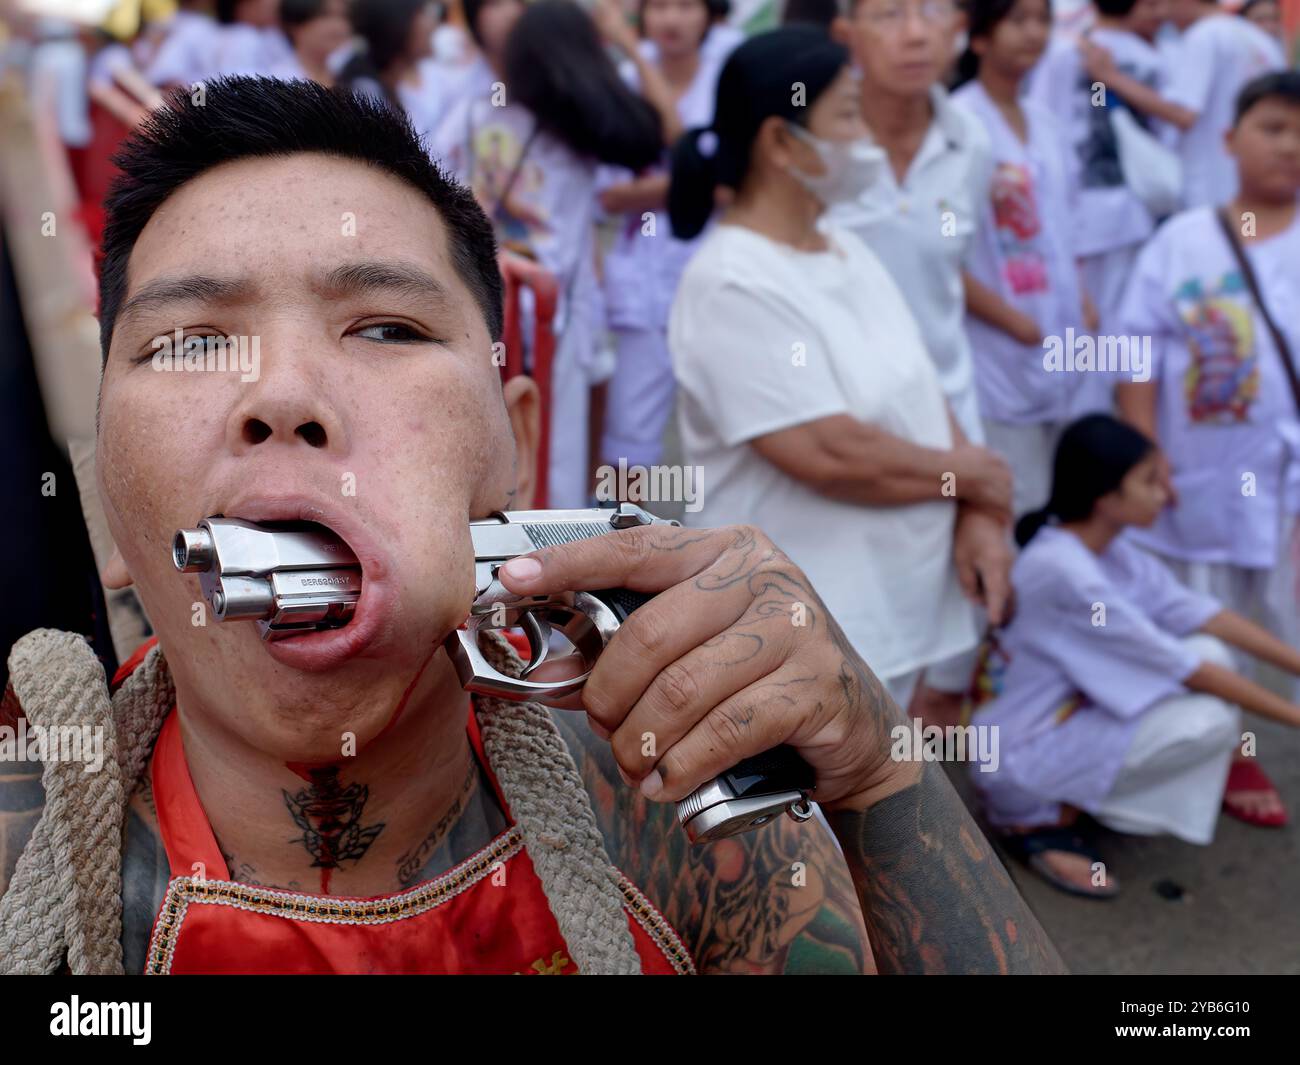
[667, 26, 1014, 707]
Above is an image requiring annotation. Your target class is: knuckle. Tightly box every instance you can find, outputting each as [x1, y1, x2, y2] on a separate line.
[617, 608, 671, 665]
[580, 680, 618, 726]
[620, 525, 661, 572]
[652, 659, 703, 718]
[703, 700, 756, 753]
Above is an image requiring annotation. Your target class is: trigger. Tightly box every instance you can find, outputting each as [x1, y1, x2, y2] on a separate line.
[518, 611, 552, 676]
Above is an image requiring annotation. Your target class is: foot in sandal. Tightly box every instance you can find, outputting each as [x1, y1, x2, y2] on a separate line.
[1222, 757, 1288, 827]
[1001, 826, 1121, 900]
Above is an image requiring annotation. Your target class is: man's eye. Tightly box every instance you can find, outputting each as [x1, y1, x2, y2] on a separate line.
[353, 323, 430, 343]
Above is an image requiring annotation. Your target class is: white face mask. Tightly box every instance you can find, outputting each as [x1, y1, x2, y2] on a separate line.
[785, 123, 886, 207]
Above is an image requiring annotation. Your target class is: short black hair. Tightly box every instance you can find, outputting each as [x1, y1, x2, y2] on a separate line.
[1094, 0, 1139, 17]
[1234, 69, 1300, 125]
[99, 77, 503, 363]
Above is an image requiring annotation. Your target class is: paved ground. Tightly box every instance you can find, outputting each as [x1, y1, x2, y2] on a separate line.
[949, 702, 1300, 975]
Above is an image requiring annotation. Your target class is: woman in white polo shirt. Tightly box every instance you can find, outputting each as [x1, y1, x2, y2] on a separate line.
[668, 26, 1015, 705]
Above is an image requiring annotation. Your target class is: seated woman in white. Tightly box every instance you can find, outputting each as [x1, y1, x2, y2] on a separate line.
[970, 415, 1300, 899]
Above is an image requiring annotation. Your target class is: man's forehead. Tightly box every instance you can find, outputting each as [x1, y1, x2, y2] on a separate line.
[124, 152, 459, 299]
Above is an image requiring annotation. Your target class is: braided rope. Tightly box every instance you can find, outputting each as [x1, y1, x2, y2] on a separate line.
[473, 632, 641, 975]
[0, 630, 170, 974]
[0, 629, 639, 974]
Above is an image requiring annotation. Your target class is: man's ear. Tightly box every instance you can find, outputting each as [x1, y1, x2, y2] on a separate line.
[102, 546, 134, 589]
[502, 374, 541, 509]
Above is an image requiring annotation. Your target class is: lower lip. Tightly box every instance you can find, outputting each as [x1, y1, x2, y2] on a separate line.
[259, 574, 395, 672]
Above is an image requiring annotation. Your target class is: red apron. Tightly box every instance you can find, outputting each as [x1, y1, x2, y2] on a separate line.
[119, 648, 693, 974]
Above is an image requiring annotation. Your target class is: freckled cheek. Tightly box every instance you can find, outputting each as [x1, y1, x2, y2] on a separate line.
[99, 390, 223, 560]
[387, 365, 500, 464]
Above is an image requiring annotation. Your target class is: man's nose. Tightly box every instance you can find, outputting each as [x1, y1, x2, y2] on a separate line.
[224, 338, 347, 455]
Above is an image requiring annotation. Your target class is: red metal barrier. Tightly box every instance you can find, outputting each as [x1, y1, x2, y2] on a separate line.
[497, 252, 559, 509]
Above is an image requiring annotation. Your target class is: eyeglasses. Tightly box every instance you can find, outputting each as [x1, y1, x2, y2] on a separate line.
[858, 0, 957, 29]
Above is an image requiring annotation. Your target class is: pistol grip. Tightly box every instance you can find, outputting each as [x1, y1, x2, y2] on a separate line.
[588, 589, 818, 844]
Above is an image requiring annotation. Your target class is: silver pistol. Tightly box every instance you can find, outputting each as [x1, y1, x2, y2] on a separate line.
[173, 518, 361, 640]
[173, 504, 816, 843]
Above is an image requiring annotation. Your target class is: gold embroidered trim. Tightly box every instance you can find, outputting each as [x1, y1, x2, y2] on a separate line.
[145, 826, 524, 974]
[615, 873, 697, 975]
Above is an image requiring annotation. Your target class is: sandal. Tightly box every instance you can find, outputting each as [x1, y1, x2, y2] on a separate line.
[1001, 827, 1120, 900]
[1222, 760, 1288, 828]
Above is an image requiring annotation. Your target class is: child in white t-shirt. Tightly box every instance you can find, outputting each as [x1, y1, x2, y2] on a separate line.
[1082, 0, 1285, 207]
[956, 0, 1092, 517]
[1116, 72, 1300, 677]
[1026, 0, 1170, 352]
[212, 0, 294, 78]
[971, 415, 1300, 899]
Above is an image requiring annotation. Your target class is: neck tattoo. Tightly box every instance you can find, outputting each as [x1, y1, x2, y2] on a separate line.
[283, 767, 386, 894]
[395, 755, 481, 888]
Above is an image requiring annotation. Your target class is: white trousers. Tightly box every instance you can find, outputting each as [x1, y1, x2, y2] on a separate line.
[600, 326, 676, 469]
[546, 311, 592, 509]
[1093, 635, 1240, 845]
[981, 635, 1239, 842]
[922, 415, 1065, 697]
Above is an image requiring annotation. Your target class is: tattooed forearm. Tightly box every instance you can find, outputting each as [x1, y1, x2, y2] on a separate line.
[828, 762, 1066, 974]
[550, 710, 872, 974]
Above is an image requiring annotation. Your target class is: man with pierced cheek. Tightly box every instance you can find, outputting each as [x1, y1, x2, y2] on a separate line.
[0, 76, 1061, 976]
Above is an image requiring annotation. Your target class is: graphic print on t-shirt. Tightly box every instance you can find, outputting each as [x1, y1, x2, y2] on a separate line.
[469, 124, 547, 258]
[1174, 271, 1258, 423]
[990, 162, 1047, 295]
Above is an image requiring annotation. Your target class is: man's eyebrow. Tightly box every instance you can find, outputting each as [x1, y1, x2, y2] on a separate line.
[314, 261, 455, 308]
[118, 275, 256, 326]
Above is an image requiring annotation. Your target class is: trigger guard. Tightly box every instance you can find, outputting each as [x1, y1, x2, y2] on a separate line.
[446, 591, 624, 706]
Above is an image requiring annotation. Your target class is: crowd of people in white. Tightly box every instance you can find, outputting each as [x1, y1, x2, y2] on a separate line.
[8, 0, 1300, 897]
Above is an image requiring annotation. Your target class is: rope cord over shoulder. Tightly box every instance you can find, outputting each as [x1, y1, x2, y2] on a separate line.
[472, 631, 642, 975]
[0, 630, 172, 974]
[0, 629, 640, 975]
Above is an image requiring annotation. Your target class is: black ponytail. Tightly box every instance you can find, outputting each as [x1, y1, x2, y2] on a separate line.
[1015, 414, 1157, 547]
[668, 128, 722, 240]
[668, 25, 849, 239]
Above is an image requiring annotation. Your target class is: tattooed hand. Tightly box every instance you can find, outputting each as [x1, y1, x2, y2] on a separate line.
[498, 523, 906, 813]
[499, 522, 1067, 974]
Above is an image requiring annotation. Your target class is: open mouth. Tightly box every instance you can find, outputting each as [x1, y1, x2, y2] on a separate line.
[178, 499, 396, 672]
